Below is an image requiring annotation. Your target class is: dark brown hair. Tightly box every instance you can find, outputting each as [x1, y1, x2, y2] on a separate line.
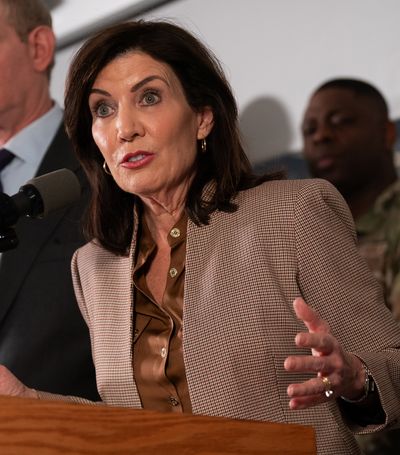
[65, 20, 279, 255]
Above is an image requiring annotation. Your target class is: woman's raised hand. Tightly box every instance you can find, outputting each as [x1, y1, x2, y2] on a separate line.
[284, 297, 366, 410]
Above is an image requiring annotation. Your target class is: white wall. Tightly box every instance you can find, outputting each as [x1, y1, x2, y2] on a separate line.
[50, 0, 400, 165]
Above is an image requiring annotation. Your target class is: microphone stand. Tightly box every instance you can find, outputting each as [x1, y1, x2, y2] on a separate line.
[0, 227, 18, 252]
[0, 192, 20, 252]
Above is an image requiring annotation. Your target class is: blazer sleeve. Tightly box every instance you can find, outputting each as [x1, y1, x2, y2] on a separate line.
[70, 248, 90, 327]
[294, 179, 400, 433]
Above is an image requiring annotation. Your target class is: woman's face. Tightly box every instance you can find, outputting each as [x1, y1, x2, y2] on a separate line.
[88, 51, 213, 207]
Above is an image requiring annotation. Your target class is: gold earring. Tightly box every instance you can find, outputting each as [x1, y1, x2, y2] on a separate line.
[103, 160, 112, 175]
[201, 138, 207, 153]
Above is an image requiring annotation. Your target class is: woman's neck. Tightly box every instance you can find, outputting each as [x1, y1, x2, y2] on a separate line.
[142, 199, 185, 246]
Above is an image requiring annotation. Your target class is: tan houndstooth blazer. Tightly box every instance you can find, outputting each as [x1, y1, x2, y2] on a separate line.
[70, 178, 400, 455]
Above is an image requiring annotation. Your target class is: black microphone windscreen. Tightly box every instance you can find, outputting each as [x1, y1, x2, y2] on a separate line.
[24, 168, 81, 217]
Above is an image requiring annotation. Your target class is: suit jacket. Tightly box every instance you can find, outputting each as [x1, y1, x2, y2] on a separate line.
[70, 178, 400, 454]
[0, 125, 99, 400]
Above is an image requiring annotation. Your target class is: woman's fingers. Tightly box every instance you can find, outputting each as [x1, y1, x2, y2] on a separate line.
[293, 297, 330, 334]
[285, 298, 361, 409]
[284, 353, 334, 374]
[287, 375, 337, 410]
[287, 376, 330, 398]
[295, 332, 335, 353]
[288, 393, 328, 410]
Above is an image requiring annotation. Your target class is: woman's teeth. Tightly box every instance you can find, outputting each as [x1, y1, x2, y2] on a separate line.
[128, 154, 144, 162]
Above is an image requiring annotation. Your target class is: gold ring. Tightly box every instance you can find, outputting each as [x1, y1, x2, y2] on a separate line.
[321, 376, 334, 399]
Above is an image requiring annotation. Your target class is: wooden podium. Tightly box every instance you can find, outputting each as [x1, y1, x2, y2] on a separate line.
[0, 396, 316, 454]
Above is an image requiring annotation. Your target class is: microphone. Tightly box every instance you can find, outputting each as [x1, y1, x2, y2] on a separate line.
[0, 169, 81, 251]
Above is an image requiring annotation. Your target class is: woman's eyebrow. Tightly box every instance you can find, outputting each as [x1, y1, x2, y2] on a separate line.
[89, 75, 169, 97]
[89, 88, 110, 96]
[130, 75, 169, 92]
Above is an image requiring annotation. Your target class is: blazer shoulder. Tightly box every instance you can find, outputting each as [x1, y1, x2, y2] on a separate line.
[73, 240, 131, 281]
[233, 178, 354, 236]
[237, 178, 347, 213]
[74, 241, 116, 268]
[244, 178, 342, 200]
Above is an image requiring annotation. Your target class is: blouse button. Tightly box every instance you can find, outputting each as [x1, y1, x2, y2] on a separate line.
[168, 396, 180, 406]
[170, 227, 181, 238]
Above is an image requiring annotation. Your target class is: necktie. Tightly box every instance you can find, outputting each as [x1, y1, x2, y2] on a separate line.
[0, 149, 15, 193]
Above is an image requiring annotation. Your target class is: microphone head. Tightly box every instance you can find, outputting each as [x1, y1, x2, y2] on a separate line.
[23, 168, 81, 217]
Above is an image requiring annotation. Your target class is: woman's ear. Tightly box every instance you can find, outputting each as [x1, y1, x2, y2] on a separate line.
[385, 120, 396, 151]
[27, 25, 55, 74]
[197, 106, 214, 140]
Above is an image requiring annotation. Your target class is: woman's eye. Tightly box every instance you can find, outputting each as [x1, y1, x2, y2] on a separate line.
[95, 103, 112, 117]
[91, 102, 112, 118]
[141, 91, 160, 106]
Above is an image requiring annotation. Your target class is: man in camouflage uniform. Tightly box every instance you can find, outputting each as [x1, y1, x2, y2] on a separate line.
[302, 78, 400, 454]
[357, 181, 400, 321]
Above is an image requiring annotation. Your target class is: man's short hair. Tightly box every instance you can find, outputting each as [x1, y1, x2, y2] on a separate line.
[314, 78, 389, 119]
[1, 0, 54, 77]
[1, 0, 52, 42]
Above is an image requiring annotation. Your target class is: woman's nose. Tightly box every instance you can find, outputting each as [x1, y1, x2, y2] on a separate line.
[116, 108, 144, 142]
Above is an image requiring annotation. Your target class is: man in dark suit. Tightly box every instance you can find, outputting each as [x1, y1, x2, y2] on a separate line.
[0, 0, 98, 400]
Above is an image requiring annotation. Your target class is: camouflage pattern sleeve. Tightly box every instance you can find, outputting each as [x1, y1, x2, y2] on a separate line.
[356, 181, 400, 321]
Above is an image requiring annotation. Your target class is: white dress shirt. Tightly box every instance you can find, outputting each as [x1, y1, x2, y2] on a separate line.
[1, 103, 63, 195]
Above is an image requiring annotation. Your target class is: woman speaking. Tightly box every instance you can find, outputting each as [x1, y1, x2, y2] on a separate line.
[0, 20, 399, 455]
